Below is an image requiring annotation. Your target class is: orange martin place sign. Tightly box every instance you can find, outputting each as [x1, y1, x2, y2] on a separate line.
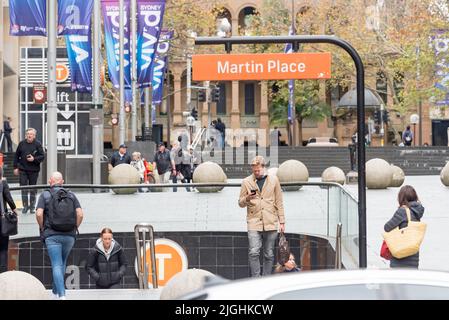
[192, 53, 331, 81]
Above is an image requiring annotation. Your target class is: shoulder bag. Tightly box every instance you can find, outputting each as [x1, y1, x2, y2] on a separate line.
[382, 206, 426, 259]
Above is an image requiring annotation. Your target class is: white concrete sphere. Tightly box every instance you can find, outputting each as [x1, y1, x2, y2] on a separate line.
[440, 162, 449, 186]
[390, 165, 405, 188]
[108, 163, 141, 194]
[192, 162, 227, 193]
[277, 160, 309, 191]
[321, 166, 346, 185]
[366, 158, 392, 189]
[159, 268, 215, 300]
[0, 271, 49, 300]
[267, 167, 278, 177]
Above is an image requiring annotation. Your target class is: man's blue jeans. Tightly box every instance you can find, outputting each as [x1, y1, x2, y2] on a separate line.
[248, 230, 278, 277]
[45, 235, 75, 297]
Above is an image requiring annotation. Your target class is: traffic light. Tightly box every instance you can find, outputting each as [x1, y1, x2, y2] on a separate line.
[198, 89, 206, 102]
[191, 108, 198, 120]
[382, 110, 389, 123]
[373, 110, 381, 124]
[212, 85, 220, 102]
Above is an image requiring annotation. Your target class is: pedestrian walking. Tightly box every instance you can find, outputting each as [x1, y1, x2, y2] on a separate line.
[238, 156, 285, 277]
[86, 228, 127, 289]
[36, 172, 84, 299]
[402, 126, 413, 146]
[384, 185, 424, 269]
[109, 144, 131, 171]
[13, 128, 45, 214]
[0, 167, 18, 273]
[274, 253, 300, 273]
[3, 117, 13, 152]
[152, 142, 176, 191]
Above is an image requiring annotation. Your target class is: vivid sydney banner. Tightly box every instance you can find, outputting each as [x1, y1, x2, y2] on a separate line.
[101, 0, 132, 90]
[151, 30, 173, 105]
[65, 32, 92, 93]
[58, 0, 94, 35]
[136, 0, 166, 88]
[9, 0, 47, 36]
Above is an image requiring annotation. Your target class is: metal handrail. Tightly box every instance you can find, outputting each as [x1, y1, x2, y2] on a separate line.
[335, 223, 342, 269]
[134, 223, 158, 289]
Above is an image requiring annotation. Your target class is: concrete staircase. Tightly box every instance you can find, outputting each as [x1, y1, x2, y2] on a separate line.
[2, 152, 19, 184]
[214, 146, 449, 178]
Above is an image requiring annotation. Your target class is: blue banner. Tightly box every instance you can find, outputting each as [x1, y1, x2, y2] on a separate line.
[9, 0, 46, 36]
[58, 0, 93, 35]
[136, 0, 166, 88]
[101, 0, 132, 90]
[151, 30, 173, 105]
[65, 33, 92, 93]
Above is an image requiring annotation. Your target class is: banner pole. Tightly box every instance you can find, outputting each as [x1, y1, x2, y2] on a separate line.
[131, 0, 137, 141]
[119, 0, 126, 145]
[92, 0, 102, 185]
[47, 0, 58, 176]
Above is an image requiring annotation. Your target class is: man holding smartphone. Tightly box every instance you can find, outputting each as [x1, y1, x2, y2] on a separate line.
[13, 128, 45, 214]
[238, 156, 285, 277]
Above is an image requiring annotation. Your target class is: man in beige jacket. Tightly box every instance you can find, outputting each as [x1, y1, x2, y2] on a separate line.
[239, 156, 285, 277]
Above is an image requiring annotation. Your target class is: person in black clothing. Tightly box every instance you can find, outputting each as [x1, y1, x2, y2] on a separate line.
[86, 228, 128, 289]
[13, 128, 45, 214]
[215, 118, 226, 148]
[384, 185, 424, 269]
[0, 167, 18, 273]
[108, 144, 132, 171]
[3, 117, 13, 152]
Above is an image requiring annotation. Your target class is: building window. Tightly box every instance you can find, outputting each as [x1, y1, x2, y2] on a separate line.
[217, 82, 226, 115]
[245, 83, 255, 115]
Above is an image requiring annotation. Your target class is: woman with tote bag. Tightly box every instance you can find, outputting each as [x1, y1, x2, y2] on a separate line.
[0, 167, 18, 273]
[384, 185, 425, 269]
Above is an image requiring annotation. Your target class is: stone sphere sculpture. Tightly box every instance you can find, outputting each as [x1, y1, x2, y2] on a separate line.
[321, 166, 346, 185]
[277, 160, 309, 191]
[440, 162, 449, 186]
[0, 271, 49, 300]
[108, 163, 141, 194]
[160, 268, 215, 300]
[267, 167, 278, 177]
[192, 162, 227, 193]
[390, 165, 405, 188]
[366, 158, 392, 189]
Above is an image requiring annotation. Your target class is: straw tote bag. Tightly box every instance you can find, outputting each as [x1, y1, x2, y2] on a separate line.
[382, 207, 426, 259]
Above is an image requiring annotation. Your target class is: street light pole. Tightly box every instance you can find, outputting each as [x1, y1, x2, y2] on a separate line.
[166, 57, 171, 146]
[119, 0, 125, 145]
[290, 0, 297, 147]
[47, 0, 58, 176]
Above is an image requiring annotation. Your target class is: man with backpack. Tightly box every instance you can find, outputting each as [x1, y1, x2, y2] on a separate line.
[402, 125, 413, 146]
[35, 171, 84, 300]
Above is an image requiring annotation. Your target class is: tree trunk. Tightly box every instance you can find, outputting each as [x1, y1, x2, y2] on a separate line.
[297, 118, 303, 146]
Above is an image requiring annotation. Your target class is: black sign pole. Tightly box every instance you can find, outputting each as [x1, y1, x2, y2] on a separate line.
[194, 35, 367, 268]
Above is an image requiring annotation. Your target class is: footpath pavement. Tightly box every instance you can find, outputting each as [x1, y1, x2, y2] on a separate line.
[10, 175, 448, 271]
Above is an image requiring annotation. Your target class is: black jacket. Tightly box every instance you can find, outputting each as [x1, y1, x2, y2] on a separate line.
[110, 152, 131, 167]
[86, 240, 128, 288]
[13, 139, 45, 172]
[384, 201, 425, 268]
[1, 180, 16, 211]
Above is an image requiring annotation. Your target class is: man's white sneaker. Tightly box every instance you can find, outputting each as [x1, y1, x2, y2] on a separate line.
[51, 293, 59, 300]
[59, 296, 66, 300]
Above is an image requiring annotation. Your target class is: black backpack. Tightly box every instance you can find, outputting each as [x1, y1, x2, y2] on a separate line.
[46, 188, 77, 232]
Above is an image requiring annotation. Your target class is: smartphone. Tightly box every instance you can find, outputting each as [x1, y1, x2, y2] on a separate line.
[250, 189, 256, 195]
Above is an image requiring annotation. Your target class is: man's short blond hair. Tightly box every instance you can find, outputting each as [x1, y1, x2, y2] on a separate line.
[251, 156, 266, 167]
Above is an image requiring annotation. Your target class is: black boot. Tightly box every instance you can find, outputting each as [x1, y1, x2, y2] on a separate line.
[22, 206, 29, 214]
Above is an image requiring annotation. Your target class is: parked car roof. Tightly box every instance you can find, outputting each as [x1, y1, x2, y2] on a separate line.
[180, 269, 449, 300]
